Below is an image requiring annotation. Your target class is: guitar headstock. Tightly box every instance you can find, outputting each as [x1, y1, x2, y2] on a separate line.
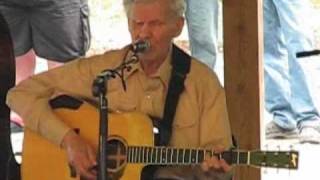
[250, 150, 299, 170]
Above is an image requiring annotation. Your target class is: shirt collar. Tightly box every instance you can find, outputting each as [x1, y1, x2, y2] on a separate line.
[123, 45, 173, 87]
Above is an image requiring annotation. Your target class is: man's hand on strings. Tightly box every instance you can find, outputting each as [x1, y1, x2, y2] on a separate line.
[62, 130, 97, 180]
[200, 146, 233, 173]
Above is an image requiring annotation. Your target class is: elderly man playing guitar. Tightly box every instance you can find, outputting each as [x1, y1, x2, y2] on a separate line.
[7, 0, 233, 179]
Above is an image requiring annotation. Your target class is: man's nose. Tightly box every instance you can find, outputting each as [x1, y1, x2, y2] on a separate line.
[139, 24, 151, 39]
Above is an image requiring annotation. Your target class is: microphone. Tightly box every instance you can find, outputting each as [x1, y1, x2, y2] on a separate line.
[131, 40, 150, 53]
[296, 49, 320, 58]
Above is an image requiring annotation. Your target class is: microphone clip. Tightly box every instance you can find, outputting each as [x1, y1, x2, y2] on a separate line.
[131, 40, 150, 53]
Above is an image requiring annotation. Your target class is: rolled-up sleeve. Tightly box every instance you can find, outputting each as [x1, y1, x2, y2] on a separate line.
[6, 57, 97, 145]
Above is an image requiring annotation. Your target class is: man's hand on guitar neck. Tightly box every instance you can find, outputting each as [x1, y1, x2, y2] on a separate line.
[61, 130, 97, 180]
[200, 146, 233, 173]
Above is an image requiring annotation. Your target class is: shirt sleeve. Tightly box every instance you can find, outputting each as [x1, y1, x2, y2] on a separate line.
[6, 57, 97, 145]
[196, 63, 234, 177]
[198, 66, 233, 150]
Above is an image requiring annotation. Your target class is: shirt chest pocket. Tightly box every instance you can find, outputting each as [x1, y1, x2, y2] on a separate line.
[171, 108, 199, 147]
[108, 91, 137, 112]
[173, 115, 197, 129]
[172, 100, 198, 129]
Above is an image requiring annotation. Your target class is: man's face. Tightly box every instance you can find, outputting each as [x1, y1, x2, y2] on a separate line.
[128, 0, 184, 62]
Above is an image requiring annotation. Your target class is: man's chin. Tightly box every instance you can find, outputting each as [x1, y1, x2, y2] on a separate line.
[138, 52, 154, 61]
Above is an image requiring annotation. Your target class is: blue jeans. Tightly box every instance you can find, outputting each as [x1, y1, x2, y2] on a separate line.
[185, 0, 219, 70]
[264, 0, 319, 130]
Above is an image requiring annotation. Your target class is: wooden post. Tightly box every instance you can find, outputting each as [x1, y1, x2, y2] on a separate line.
[223, 0, 263, 179]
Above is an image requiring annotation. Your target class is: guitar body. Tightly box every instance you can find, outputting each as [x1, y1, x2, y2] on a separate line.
[22, 97, 155, 180]
[22, 96, 300, 180]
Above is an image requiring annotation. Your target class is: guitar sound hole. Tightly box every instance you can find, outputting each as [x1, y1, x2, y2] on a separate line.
[106, 139, 127, 171]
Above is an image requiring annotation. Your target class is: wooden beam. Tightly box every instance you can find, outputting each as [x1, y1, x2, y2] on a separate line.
[223, 0, 263, 179]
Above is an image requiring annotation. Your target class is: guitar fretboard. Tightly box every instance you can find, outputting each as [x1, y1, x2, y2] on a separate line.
[124, 146, 298, 169]
[127, 146, 248, 165]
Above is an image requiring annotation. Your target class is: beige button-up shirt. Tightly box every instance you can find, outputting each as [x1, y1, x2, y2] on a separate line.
[7, 45, 232, 150]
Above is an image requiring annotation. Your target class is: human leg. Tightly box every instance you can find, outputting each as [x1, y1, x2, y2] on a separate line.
[185, 0, 219, 70]
[15, 50, 36, 84]
[47, 60, 63, 70]
[274, 0, 319, 123]
[275, 0, 320, 143]
[0, 3, 36, 127]
[264, 0, 297, 133]
[265, 0, 320, 142]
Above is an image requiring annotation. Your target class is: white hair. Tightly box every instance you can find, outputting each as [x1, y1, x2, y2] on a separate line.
[123, 0, 186, 18]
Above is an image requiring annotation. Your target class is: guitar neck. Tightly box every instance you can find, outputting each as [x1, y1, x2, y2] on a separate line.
[125, 146, 298, 169]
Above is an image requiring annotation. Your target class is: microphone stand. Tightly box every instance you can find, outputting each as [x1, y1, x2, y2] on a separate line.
[92, 51, 139, 180]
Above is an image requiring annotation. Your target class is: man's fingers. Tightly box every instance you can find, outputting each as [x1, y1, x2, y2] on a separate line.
[78, 165, 96, 180]
[220, 159, 232, 172]
[73, 159, 96, 180]
[63, 133, 97, 179]
[87, 145, 97, 167]
[202, 157, 232, 172]
[201, 154, 221, 172]
[213, 147, 232, 172]
[208, 156, 221, 169]
[201, 160, 210, 172]
[200, 146, 233, 173]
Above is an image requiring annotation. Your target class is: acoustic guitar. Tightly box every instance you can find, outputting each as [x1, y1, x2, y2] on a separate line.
[22, 95, 299, 180]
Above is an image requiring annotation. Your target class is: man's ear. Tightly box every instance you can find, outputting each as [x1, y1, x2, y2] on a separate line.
[173, 17, 185, 37]
[127, 18, 135, 40]
[127, 18, 133, 33]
